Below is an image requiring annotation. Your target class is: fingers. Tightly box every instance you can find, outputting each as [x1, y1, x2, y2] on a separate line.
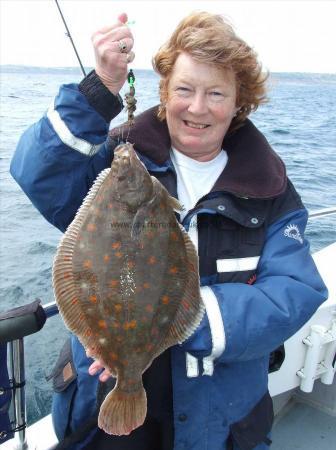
[91, 13, 135, 94]
[94, 12, 128, 35]
[88, 358, 113, 382]
[118, 12, 128, 25]
[99, 368, 113, 382]
[126, 51, 135, 64]
[88, 359, 103, 375]
[110, 37, 134, 54]
[86, 346, 96, 358]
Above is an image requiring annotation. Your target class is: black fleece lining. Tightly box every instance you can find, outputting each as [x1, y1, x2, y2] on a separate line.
[109, 106, 287, 199]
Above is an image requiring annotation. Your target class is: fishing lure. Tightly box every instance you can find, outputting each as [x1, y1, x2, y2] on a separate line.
[125, 69, 137, 126]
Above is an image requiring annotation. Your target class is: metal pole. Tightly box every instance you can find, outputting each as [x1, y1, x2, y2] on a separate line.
[9, 339, 28, 450]
[54, 0, 86, 77]
[308, 206, 336, 219]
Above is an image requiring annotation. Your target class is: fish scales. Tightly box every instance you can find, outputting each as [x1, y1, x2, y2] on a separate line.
[52, 143, 204, 435]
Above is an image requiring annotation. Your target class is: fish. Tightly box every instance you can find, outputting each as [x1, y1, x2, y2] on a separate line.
[52, 143, 204, 436]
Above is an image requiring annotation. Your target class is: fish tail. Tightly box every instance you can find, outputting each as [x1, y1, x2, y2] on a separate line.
[98, 381, 147, 436]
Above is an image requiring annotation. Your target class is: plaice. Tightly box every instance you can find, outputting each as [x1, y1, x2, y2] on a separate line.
[52, 143, 204, 435]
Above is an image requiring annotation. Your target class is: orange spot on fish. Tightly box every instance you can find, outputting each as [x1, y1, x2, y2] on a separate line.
[114, 304, 122, 313]
[63, 256, 71, 262]
[127, 261, 135, 269]
[85, 329, 92, 337]
[182, 300, 190, 311]
[170, 231, 178, 241]
[86, 223, 97, 232]
[148, 256, 157, 265]
[162, 295, 170, 305]
[103, 254, 110, 263]
[123, 320, 137, 330]
[98, 320, 107, 329]
[143, 282, 150, 289]
[63, 272, 71, 279]
[146, 343, 154, 352]
[111, 242, 121, 250]
[109, 280, 119, 288]
[145, 304, 153, 313]
[169, 266, 178, 274]
[109, 352, 118, 361]
[115, 251, 123, 258]
[108, 203, 113, 209]
[83, 260, 92, 269]
[71, 297, 79, 305]
[89, 295, 98, 304]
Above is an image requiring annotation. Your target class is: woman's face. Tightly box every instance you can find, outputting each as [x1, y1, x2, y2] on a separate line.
[165, 53, 238, 161]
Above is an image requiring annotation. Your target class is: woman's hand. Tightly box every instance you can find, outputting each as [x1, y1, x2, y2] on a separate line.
[92, 12, 135, 95]
[86, 348, 113, 382]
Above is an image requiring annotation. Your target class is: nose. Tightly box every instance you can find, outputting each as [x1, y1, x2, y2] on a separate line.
[187, 92, 208, 115]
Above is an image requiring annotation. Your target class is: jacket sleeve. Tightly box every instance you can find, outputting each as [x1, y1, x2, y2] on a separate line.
[10, 73, 123, 232]
[182, 207, 328, 364]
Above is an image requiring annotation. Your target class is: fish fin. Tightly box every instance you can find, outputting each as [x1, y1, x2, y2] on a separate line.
[151, 176, 183, 212]
[131, 208, 146, 240]
[52, 168, 111, 346]
[163, 225, 205, 348]
[98, 379, 147, 436]
[168, 195, 184, 212]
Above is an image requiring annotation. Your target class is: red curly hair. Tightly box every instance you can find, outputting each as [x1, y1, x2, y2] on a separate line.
[152, 11, 268, 133]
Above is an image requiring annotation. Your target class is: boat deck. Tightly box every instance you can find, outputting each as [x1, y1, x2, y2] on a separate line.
[272, 400, 336, 449]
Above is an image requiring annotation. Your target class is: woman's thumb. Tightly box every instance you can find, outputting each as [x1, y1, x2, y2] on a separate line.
[118, 12, 128, 25]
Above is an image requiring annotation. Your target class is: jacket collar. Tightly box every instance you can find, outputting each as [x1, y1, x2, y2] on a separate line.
[109, 106, 286, 199]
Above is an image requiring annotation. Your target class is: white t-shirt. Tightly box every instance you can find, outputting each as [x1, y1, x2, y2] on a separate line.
[170, 147, 228, 249]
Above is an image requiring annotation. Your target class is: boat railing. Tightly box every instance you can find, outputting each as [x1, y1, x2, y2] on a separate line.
[0, 206, 335, 450]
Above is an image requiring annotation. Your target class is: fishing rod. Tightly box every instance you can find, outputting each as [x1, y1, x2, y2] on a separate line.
[54, 0, 86, 77]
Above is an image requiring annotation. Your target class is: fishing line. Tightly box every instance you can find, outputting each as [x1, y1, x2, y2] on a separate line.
[54, 1, 137, 143]
[54, 0, 86, 77]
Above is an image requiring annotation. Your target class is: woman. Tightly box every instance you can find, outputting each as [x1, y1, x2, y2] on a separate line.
[10, 11, 327, 450]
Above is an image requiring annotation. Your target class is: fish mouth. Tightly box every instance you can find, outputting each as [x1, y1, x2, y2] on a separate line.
[112, 143, 146, 182]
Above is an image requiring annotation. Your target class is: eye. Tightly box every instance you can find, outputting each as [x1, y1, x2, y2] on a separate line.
[208, 91, 226, 103]
[210, 91, 224, 97]
[175, 86, 192, 96]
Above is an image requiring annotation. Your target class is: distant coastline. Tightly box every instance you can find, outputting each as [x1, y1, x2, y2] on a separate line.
[0, 65, 153, 75]
[1, 65, 335, 82]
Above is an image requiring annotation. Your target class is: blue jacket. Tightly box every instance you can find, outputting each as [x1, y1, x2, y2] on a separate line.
[10, 78, 328, 450]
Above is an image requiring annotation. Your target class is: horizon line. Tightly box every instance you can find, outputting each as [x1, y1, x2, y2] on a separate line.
[1, 64, 335, 76]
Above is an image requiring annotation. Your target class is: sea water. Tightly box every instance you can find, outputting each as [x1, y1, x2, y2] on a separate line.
[0, 66, 335, 424]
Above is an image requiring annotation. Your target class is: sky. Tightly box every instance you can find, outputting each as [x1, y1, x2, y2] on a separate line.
[1, 0, 336, 73]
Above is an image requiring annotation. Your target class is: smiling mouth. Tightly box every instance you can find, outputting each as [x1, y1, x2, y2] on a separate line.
[184, 120, 210, 129]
